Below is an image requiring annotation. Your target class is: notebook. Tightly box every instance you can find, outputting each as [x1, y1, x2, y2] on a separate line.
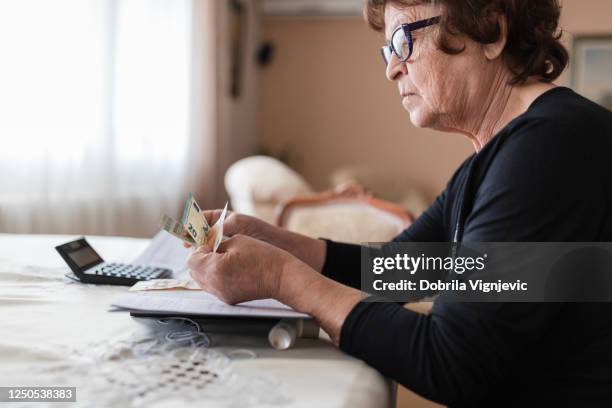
[111, 290, 309, 319]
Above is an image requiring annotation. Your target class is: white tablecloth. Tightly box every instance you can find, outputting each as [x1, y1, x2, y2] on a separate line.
[0, 234, 391, 408]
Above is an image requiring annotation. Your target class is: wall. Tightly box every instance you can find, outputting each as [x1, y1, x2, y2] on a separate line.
[258, 0, 612, 202]
[218, 0, 262, 195]
[557, 0, 612, 83]
[202, 0, 262, 208]
[185, 0, 263, 210]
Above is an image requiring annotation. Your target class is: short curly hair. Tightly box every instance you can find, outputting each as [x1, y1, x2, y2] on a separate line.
[366, 0, 569, 84]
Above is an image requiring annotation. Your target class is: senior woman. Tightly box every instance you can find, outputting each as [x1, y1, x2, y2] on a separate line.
[188, 0, 612, 406]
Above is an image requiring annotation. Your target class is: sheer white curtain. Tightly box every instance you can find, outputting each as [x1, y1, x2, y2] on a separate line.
[0, 0, 206, 237]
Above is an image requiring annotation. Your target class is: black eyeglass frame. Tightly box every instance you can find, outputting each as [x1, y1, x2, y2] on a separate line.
[381, 16, 441, 66]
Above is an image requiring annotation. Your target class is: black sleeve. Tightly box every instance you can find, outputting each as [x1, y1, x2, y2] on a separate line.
[341, 301, 562, 405]
[320, 240, 362, 289]
[338, 119, 601, 406]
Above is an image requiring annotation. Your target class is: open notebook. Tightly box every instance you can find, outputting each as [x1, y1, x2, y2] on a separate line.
[111, 290, 309, 319]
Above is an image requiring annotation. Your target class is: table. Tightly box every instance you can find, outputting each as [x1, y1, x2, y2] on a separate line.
[0, 234, 392, 407]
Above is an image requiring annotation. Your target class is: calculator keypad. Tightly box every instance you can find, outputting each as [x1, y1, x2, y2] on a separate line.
[92, 263, 170, 280]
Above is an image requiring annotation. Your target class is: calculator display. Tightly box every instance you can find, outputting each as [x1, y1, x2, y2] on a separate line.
[55, 238, 104, 273]
[68, 246, 102, 269]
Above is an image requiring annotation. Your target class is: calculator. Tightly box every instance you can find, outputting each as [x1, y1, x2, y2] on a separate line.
[55, 237, 172, 286]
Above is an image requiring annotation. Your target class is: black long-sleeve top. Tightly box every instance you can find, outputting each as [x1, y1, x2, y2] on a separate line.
[322, 88, 612, 407]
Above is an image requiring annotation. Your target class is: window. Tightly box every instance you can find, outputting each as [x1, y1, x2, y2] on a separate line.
[0, 0, 195, 236]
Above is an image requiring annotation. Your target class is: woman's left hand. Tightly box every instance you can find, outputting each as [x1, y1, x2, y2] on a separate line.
[187, 234, 299, 305]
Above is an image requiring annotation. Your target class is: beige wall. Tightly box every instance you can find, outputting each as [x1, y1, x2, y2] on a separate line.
[258, 0, 612, 201]
[214, 0, 262, 206]
[560, 0, 612, 35]
[190, 0, 262, 209]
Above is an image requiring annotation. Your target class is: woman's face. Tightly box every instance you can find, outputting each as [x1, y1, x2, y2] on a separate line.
[384, 4, 493, 130]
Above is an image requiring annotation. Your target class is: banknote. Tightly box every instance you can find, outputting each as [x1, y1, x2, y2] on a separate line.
[180, 193, 210, 246]
[208, 202, 228, 253]
[160, 193, 228, 250]
[159, 214, 196, 245]
[129, 278, 201, 292]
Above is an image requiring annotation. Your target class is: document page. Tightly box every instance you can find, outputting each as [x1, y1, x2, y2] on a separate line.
[111, 290, 309, 319]
[132, 231, 192, 277]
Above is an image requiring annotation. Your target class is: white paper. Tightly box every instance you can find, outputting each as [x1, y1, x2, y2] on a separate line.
[111, 290, 309, 319]
[132, 231, 192, 277]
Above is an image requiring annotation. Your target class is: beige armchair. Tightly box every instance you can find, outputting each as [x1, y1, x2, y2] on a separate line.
[225, 156, 421, 241]
[224, 156, 313, 224]
[276, 184, 412, 243]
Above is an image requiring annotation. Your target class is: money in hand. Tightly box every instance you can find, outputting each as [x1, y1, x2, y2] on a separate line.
[207, 202, 228, 253]
[180, 193, 211, 246]
[160, 193, 228, 251]
[159, 215, 195, 245]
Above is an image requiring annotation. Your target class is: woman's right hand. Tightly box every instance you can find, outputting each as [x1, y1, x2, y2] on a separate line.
[184, 209, 327, 273]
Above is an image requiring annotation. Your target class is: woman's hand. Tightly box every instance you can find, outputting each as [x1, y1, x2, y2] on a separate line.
[187, 234, 293, 304]
[186, 210, 327, 272]
[187, 234, 363, 344]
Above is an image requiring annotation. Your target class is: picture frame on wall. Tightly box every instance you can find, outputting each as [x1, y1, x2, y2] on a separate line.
[572, 35, 612, 111]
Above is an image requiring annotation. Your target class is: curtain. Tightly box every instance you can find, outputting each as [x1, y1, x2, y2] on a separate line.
[0, 0, 216, 237]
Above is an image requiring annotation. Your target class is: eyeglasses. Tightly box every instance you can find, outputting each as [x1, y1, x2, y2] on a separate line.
[381, 16, 441, 66]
